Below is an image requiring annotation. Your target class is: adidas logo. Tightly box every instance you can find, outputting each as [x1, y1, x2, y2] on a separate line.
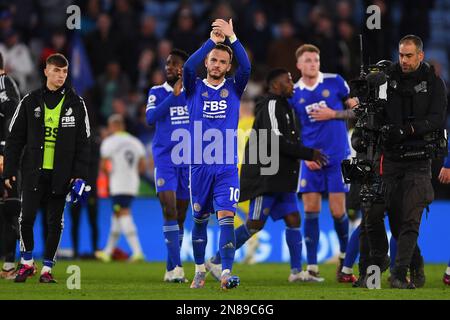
[192, 239, 205, 243]
[47, 117, 53, 123]
[202, 91, 209, 98]
[222, 242, 235, 249]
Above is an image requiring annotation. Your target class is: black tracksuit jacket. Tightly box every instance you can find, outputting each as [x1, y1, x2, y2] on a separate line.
[240, 93, 315, 201]
[4, 83, 91, 194]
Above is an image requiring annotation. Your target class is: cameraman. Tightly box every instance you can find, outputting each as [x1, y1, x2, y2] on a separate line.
[380, 35, 447, 289]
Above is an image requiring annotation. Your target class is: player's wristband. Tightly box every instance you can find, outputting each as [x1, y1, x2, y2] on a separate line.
[228, 34, 237, 44]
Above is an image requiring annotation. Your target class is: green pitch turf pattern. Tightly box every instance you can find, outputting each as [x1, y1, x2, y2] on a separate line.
[0, 261, 448, 300]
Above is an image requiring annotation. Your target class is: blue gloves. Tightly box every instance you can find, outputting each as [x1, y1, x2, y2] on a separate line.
[66, 179, 91, 204]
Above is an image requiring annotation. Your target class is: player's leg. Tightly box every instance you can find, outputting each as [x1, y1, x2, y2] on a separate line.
[158, 190, 180, 267]
[214, 165, 241, 290]
[116, 197, 144, 262]
[172, 166, 190, 282]
[302, 192, 322, 279]
[97, 197, 121, 262]
[267, 192, 305, 282]
[39, 193, 66, 283]
[207, 195, 271, 281]
[14, 188, 42, 282]
[444, 258, 450, 285]
[189, 165, 214, 289]
[299, 161, 324, 279]
[338, 225, 359, 283]
[87, 193, 99, 254]
[328, 192, 349, 274]
[338, 182, 361, 283]
[155, 166, 181, 279]
[327, 162, 350, 276]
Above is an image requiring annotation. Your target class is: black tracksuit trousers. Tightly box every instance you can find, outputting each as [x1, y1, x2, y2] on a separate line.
[19, 170, 66, 263]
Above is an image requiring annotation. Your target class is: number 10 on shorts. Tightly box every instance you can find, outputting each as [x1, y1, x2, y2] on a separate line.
[229, 187, 240, 202]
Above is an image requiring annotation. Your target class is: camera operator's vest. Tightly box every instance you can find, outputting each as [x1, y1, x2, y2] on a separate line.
[385, 62, 436, 126]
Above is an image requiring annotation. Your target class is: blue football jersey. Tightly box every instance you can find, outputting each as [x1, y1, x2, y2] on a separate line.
[290, 72, 351, 163]
[183, 39, 250, 165]
[146, 82, 189, 167]
[186, 78, 244, 164]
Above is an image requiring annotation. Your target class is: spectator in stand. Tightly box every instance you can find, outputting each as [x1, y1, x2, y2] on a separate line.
[267, 19, 303, 80]
[0, 29, 34, 94]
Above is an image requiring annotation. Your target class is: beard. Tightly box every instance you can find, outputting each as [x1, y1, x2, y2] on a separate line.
[208, 69, 226, 80]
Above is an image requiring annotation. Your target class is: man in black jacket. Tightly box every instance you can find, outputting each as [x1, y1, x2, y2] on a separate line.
[206, 69, 326, 282]
[4, 53, 91, 283]
[0, 52, 22, 280]
[364, 35, 447, 289]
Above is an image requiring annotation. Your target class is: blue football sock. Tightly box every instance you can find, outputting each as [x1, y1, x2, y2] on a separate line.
[343, 225, 360, 269]
[334, 214, 349, 254]
[163, 220, 181, 270]
[304, 212, 319, 265]
[235, 224, 252, 250]
[43, 259, 54, 268]
[192, 217, 208, 265]
[218, 216, 236, 272]
[22, 251, 33, 261]
[389, 236, 397, 271]
[285, 227, 302, 271]
[212, 224, 251, 265]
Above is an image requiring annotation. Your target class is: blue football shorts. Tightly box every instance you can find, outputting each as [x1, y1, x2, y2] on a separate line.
[298, 160, 349, 193]
[249, 192, 299, 222]
[189, 164, 239, 219]
[154, 166, 190, 200]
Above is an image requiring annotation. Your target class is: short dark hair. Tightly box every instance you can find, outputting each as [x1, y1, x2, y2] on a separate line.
[0, 52, 3, 70]
[266, 68, 289, 87]
[170, 48, 189, 62]
[46, 53, 69, 68]
[212, 44, 233, 62]
[399, 35, 423, 52]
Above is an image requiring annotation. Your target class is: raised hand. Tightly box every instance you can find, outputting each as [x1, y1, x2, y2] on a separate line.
[210, 29, 225, 44]
[212, 19, 235, 38]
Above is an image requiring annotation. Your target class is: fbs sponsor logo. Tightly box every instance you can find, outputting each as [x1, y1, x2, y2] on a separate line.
[203, 100, 228, 119]
[62, 115, 76, 127]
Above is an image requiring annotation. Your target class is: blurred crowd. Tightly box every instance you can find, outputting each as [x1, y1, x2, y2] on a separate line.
[1, 0, 450, 196]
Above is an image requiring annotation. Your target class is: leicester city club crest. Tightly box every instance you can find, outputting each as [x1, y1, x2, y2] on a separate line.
[220, 89, 229, 98]
[322, 89, 330, 98]
[157, 178, 165, 187]
[193, 203, 201, 212]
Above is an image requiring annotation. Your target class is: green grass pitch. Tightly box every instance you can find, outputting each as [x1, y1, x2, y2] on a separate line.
[1, 261, 448, 300]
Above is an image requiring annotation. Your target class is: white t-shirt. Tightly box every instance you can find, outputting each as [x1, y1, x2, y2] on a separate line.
[100, 132, 146, 196]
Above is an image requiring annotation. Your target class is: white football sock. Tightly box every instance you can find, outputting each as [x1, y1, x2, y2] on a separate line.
[104, 216, 121, 255]
[195, 264, 206, 273]
[119, 215, 143, 256]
